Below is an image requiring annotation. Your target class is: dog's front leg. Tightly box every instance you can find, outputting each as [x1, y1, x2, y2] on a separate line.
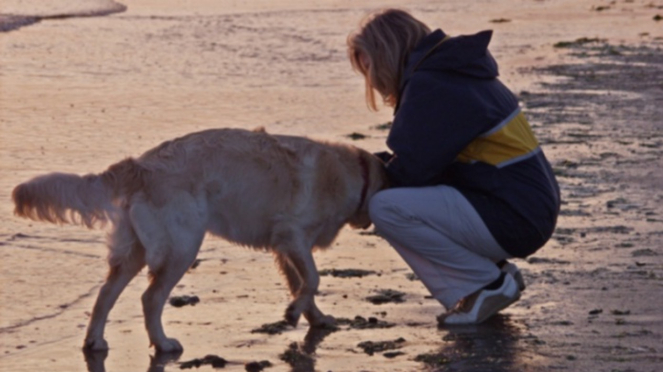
[280, 246, 334, 328]
[275, 252, 303, 297]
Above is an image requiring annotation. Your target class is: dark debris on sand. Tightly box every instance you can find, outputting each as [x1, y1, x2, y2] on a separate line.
[357, 337, 406, 356]
[250, 320, 291, 335]
[345, 132, 368, 140]
[169, 295, 200, 307]
[244, 360, 272, 372]
[372, 121, 392, 131]
[383, 351, 406, 358]
[335, 315, 396, 330]
[365, 289, 406, 304]
[318, 268, 377, 278]
[179, 355, 228, 369]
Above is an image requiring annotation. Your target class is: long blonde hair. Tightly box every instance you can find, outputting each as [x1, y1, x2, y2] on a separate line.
[347, 9, 431, 110]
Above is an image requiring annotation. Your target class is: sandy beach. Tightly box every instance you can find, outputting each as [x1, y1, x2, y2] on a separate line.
[1, 0, 662, 371]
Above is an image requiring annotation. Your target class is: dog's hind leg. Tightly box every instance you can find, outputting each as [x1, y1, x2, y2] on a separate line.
[84, 216, 146, 351]
[142, 259, 198, 353]
[131, 199, 206, 353]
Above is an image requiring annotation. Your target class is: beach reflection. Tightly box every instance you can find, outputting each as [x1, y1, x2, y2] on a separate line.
[82, 349, 108, 372]
[83, 348, 182, 372]
[147, 351, 183, 372]
[82, 325, 334, 372]
[279, 325, 338, 372]
[431, 314, 527, 372]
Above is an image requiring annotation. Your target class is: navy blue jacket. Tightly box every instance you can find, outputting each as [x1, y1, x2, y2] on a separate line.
[383, 29, 560, 257]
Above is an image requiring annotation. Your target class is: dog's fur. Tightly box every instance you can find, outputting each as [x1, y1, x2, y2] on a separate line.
[12, 127, 388, 352]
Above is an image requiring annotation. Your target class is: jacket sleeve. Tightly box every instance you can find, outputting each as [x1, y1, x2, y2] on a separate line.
[384, 73, 490, 187]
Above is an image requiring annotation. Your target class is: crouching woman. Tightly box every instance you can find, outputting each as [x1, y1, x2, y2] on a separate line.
[347, 9, 560, 324]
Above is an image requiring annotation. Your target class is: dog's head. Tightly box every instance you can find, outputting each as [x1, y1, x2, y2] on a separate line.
[347, 151, 389, 229]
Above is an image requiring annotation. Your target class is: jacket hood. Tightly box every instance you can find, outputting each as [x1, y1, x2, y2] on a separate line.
[401, 29, 499, 87]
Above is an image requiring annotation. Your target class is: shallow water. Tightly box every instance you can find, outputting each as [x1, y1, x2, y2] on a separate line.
[0, 0, 126, 32]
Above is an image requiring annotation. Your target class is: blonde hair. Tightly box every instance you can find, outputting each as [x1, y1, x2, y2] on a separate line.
[347, 9, 431, 110]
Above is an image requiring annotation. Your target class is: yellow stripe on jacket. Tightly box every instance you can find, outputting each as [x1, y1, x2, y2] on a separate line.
[456, 109, 539, 168]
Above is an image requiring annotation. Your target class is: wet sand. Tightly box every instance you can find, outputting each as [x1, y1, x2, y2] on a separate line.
[1, 0, 662, 371]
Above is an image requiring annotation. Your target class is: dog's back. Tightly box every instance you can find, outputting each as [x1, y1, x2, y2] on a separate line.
[14, 128, 373, 249]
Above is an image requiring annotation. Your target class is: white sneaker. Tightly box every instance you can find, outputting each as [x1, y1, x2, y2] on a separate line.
[500, 261, 526, 291]
[438, 273, 521, 325]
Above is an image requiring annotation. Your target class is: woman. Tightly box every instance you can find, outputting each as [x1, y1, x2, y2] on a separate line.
[347, 9, 560, 325]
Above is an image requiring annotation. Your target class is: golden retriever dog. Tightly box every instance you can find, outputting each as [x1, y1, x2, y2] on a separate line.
[12, 127, 388, 353]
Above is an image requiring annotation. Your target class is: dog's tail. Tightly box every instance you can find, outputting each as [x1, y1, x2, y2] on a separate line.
[12, 158, 146, 228]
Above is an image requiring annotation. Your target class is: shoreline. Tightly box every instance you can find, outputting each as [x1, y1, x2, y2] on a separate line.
[0, 0, 127, 32]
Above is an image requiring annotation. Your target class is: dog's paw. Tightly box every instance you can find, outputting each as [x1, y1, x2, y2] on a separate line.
[284, 304, 302, 327]
[154, 338, 184, 354]
[310, 314, 336, 329]
[83, 338, 109, 351]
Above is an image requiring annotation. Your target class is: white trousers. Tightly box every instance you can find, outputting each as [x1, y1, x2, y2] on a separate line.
[368, 185, 511, 309]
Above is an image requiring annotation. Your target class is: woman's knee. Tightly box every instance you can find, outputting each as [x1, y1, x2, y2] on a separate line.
[369, 189, 406, 229]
